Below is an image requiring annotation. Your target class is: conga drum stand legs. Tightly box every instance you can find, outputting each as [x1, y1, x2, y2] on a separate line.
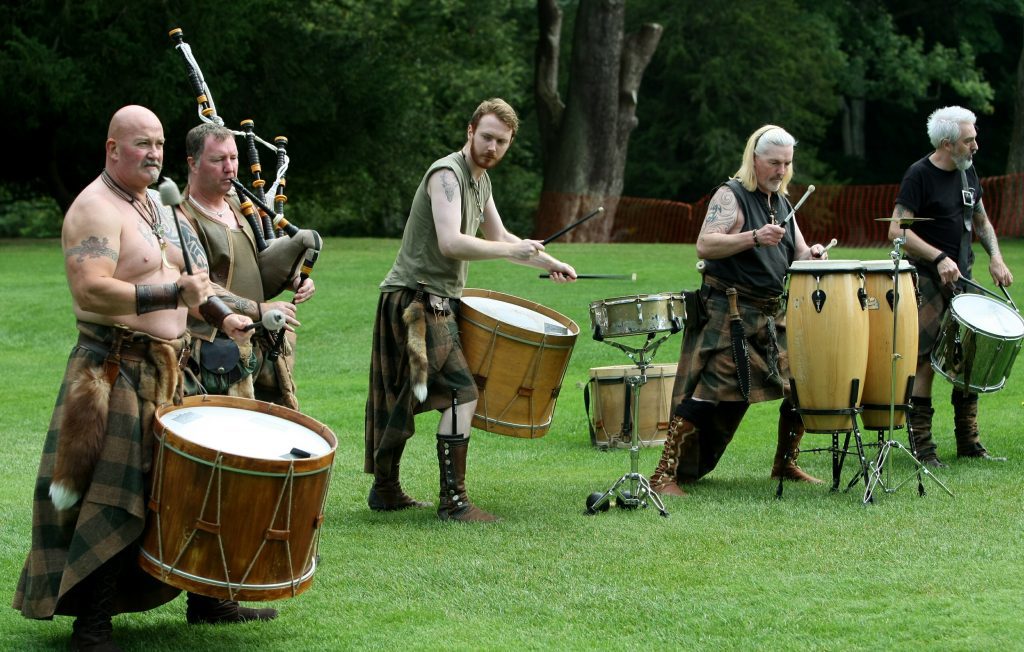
[585, 334, 672, 518]
[864, 235, 953, 503]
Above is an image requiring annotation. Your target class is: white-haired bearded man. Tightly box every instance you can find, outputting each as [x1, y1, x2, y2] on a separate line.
[889, 105, 1013, 467]
[650, 125, 830, 496]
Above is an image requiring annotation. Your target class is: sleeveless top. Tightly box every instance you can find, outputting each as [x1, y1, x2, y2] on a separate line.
[704, 179, 797, 297]
[380, 151, 491, 298]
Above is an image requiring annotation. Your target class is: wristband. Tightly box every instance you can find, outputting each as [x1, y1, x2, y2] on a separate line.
[136, 283, 179, 315]
[933, 252, 949, 266]
[198, 296, 234, 330]
[752, 229, 761, 248]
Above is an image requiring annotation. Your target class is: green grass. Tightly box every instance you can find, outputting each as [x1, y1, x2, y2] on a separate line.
[2, 238, 1024, 651]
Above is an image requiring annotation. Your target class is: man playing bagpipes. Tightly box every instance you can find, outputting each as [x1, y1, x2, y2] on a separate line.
[177, 122, 318, 409]
[12, 106, 275, 652]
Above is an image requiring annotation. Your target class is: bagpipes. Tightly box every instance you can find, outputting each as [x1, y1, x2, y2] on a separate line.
[169, 28, 323, 359]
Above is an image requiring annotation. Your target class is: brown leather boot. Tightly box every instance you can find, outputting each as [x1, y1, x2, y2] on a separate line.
[771, 401, 823, 483]
[436, 434, 498, 522]
[909, 398, 945, 467]
[952, 392, 1007, 461]
[186, 593, 278, 625]
[368, 441, 432, 511]
[70, 558, 121, 652]
[649, 416, 695, 496]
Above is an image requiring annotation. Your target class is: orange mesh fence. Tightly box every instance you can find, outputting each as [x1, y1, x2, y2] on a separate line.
[611, 172, 1024, 246]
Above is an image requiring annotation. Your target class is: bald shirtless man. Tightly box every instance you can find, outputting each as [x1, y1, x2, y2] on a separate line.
[12, 106, 272, 652]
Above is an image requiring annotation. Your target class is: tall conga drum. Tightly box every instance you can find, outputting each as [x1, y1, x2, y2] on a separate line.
[458, 289, 578, 438]
[786, 260, 869, 431]
[140, 395, 336, 601]
[860, 260, 919, 430]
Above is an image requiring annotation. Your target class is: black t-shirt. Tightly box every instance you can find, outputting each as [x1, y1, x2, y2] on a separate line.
[895, 154, 981, 260]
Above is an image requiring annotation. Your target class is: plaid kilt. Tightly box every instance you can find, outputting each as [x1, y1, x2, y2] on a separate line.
[914, 267, 959, 364]
[672, 283, 789, 406]
[13, 323, 184, 619]
[364, 289, 478, 474]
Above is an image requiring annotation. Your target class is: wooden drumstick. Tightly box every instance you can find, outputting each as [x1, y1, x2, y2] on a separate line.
[782, 184, 815, 224]
[538, 273, 635, 280]
[825, 238, 838, 251]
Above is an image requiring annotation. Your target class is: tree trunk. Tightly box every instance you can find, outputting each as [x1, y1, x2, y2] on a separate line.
[534, 0, 661, 242]
[840, 96, 866, 160]
[1006, 24, 1024, 174]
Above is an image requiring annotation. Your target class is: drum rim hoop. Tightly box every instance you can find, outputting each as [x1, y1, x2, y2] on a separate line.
[461, 287, 579, 337]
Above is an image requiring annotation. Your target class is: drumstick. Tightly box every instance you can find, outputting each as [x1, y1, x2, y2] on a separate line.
[538, 273, 635, 280]
[825, 238, 838, 251]
[541, 207, 605, 245]
[782, 184, 815, 225]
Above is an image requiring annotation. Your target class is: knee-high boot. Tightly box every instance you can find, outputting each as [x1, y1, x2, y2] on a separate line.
[70, 557, 121, 652]
[771, 400, 823, 483]
[368, 440, 432, 511]
[649, 416, 697, 496]
[908, 397, 944, 467]
[951, 391, 1006, 461]
[436, 434, 498, 522]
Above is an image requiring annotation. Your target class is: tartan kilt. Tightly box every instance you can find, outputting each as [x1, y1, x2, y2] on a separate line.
[364, 289, 478, 474]
[671, 285, 789, 406]
[914, 268, 958, 364]
[13, 323, 183, 619]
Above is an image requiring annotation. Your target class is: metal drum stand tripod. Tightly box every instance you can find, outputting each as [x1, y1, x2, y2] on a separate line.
[584, 331, 675, 518]
[863, 222, 953, 504]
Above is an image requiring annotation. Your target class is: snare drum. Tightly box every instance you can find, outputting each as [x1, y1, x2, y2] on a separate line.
[786, 260, 869, 431]
[458, 289, 578, 438]
[931, 293, 1024, 393]
[860, 260, 919, 429]
[140, 395, 336, 601]
[589, 293, 685, 340]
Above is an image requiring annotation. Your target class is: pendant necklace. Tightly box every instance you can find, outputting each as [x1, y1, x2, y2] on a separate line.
[101, 170, 173, 268]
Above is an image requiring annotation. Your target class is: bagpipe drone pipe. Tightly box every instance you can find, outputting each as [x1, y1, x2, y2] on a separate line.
[168, 27, 322, 303]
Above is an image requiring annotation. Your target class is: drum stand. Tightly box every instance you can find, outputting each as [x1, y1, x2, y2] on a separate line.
[585, 332, 674, 518]
[863, 233, 953, 504]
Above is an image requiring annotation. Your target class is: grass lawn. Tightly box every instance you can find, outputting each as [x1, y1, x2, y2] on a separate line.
[2, 237, 1023, 651]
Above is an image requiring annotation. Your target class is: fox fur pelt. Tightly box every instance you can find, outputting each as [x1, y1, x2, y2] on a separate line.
[402, 301, 428, 402]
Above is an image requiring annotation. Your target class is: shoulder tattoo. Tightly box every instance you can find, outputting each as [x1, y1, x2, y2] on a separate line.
[66, 236, 118, 263]
[440, 170, 458, 203]
[703, 189, 738, 235]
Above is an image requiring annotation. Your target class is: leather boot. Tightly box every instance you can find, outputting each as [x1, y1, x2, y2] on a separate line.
[649, 416, 695, 496]
[70, 558, 121, 652]
[908, 398, 945, 467]
[952, 392, 1007, 461]
[368, 440, 432, 511]
[186, 593, 278, 625]
[771, 400, 823, 483]
[436, 434, 498, 522]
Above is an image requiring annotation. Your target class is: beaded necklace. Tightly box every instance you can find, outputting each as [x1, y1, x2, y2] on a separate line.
[101, 170, 173, 268]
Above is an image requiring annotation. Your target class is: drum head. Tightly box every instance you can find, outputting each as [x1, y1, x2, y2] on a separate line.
[789, 260, 864, 273]
[163, 405, 333, 460]
[951, 294, 1024, 338]
[862, 259, 915, 273]
[461, 295, 570, 335]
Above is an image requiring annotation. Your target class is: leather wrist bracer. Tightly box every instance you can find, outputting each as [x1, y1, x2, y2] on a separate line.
[136, 283, 180, 315]
[198, 296, 234, 330]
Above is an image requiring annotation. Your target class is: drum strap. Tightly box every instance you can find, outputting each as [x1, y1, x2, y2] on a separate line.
[703, 275, 783, 315]
[957, 169, 975, 274]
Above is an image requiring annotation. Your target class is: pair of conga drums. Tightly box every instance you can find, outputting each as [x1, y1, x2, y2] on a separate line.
[786, 260, 918, 432]
[139, 395, 336, 601]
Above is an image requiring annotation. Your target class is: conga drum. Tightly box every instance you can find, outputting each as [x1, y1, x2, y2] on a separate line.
[458, 289, 579, 438]
[786, 260, 869, 431]
[140, 395, 336, 601]
[585, 363, 677, 449]
[931, 293, 1024, 393]
[860, 260, 919, 430]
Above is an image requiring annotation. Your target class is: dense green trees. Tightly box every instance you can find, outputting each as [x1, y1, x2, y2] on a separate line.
[1, 0, 1021, 239]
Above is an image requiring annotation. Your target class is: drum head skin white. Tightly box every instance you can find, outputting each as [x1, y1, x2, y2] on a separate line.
[789, 260, 865, 273]
[166, 406, 332, 460]
[862, 259, 915, 273]
[951, 294, 1024, 338]
[462, 296, 567, 334]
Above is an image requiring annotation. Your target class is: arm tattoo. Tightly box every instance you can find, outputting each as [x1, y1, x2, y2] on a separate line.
[701, 189, 738, 235]
[974, 201, 1001, 257]
[440, 170, 458, 203]
[893, 204, 913, 218]
[217, 292, 257, 317]
[66, 236, 118, 263]
[165, 211, 210, 272]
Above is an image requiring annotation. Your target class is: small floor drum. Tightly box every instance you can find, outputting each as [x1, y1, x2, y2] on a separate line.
[860, 260, 919, 429]
[786, 260, 869, 431]
[586, 363, 677, 449]
[459, 289, 578, 438]
[931, 293, 1024, 393]
[589, 293, 685, 340]
[140, 395, 336, 601]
